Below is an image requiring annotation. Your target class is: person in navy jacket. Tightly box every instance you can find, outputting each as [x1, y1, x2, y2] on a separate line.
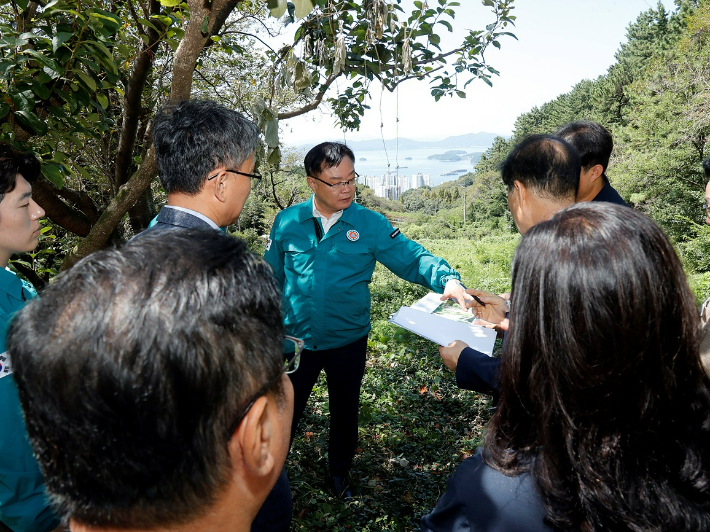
[439, 135, 579, 392]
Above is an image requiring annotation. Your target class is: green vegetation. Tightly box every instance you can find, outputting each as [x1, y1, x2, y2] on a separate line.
[459, 0, 710, 249]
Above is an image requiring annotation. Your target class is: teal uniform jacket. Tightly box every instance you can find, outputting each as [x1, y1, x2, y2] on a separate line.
[0, 269, 59, 532]
[264, 196, 460, 350]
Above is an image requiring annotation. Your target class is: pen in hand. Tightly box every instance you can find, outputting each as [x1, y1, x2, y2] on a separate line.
[470, 294, 486, 307]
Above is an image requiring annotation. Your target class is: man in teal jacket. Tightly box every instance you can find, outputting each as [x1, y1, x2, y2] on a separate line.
[0, 144, 59, 532]
[264, 142, 468, 498]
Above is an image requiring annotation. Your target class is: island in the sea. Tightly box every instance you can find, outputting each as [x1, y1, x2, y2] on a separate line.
[441, 169, 469, 176]
[427, 150, 467, 161]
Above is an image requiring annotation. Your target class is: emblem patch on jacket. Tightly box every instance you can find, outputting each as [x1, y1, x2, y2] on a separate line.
[0, 352, 13, 378]
[346, 230, 360, 241]
[390, 228, 401, 239]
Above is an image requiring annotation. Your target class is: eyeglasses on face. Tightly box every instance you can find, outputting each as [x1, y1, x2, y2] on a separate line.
[309, 173, 359, 190]
[208, 168, 263, 186]
[225, 336, 304, 437]
[703, 201, 709, 211]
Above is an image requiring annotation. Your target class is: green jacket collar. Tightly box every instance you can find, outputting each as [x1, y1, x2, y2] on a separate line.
[296, 195, 358, 227]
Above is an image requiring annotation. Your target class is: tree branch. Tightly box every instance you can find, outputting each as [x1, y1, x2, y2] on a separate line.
[277, 71, 340, 120]
[31, 179, 94, 237]
[115, 0, 162, 189]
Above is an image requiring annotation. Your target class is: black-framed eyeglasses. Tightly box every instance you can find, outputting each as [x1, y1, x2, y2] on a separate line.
[208, 168, 263, 186]
[225, 336, 304, 437]
[309, 173, 359, 189]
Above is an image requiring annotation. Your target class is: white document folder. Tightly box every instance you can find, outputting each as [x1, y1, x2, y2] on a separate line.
[389, 306, 497, 356]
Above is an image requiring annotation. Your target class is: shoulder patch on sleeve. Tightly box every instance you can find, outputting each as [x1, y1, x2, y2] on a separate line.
[266, 237, 272, 251]
[389, 228, 401, 239]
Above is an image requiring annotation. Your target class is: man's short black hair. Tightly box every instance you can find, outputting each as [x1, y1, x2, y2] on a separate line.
[556, 121, 613, 179]
[0, 143, 40, 201]
[8, 228, 285, 529]
[304, 142, 355, 178]
[500, 134, 580, 200]
[153, 99, 260, 195]
[703, 156, 710, 178]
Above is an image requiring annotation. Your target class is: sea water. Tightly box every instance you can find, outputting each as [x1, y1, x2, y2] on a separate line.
[350, 146, 487, 187]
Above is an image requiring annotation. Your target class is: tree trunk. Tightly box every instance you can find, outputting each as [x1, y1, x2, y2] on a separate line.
[60, 0, 243, 270]
[61, 147, 158, 270]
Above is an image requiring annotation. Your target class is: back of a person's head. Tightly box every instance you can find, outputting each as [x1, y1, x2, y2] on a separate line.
[703, 155, 710, 179]
[304, 141, 355, 178]
[500, 134, 580, 202]
[0, 143, 40, 198]
[153, 99, 260, 195]
[556, 120, 613, 175]
[486, 202, 710, 531]
[8, 228, 285, 529]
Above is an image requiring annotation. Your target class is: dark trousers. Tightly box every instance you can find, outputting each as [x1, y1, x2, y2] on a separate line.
[289, 335, 368, 476]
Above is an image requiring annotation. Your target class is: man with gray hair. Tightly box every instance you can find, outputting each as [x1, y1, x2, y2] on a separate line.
[7, 229, 296, 532]
[149, 98, 262, 230]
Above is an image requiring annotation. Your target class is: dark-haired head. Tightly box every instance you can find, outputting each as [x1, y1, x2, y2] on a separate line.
[703, 155, 710, 179]
[556, 121, 613, 178]
[304, 142, 355, 178]
[153, 99, 260, 195]
[0, 143, 41, 200]
[8, 228, 286, 528]
[486, 202, 710, 531]
[500, 134, 580, 201]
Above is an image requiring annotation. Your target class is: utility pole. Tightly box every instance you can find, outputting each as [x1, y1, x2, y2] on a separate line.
[458, 184, 466, 225]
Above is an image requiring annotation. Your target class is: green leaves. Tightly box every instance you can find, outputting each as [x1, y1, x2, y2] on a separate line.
[267, 0, 316, 19]
[15, 110, 48, 135]
[41, 162, 66, 188]
[52, 32, 73, 53]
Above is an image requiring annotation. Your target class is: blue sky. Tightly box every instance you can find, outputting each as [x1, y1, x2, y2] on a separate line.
[276, 0, 676, 145]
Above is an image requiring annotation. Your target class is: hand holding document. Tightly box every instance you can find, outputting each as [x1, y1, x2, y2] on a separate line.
[389, 293, 496, 356]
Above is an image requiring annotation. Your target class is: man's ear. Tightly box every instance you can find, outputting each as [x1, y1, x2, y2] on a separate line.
[229, 395, 277, 478]
[210, 170, 229, 204]
[586, 164, 604, 184]
[306, 176, 317, 194]
[513, 180, 528, 206]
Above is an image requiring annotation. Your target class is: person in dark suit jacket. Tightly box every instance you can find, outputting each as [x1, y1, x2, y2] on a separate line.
[141, 100, 291, 532]
[442, 125, 632, 392]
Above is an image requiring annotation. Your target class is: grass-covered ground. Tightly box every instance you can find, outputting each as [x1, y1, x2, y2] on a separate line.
[283, 231, 710, 530]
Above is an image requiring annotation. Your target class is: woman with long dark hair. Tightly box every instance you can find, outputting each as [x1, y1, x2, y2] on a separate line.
[422, 203, 710, 531]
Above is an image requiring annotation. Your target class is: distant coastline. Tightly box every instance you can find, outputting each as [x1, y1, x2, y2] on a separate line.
[291, 131, 507, 153]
